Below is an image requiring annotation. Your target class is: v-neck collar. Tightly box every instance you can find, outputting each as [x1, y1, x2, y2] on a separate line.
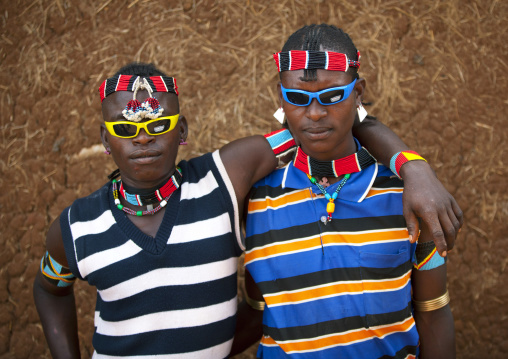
[108, 182, 181, 255]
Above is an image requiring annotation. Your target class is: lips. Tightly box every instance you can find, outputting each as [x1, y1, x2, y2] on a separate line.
[129, 149, 161, 163]
[304, 127, 332, 140]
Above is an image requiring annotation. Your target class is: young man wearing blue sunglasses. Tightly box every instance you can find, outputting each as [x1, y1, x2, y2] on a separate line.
[242, 24, 456, 359]
[281, 78, 357, 106]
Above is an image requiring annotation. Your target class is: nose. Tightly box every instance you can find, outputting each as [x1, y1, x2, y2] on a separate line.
[132, 128, 155, 145]
[306, 98, 326, 122]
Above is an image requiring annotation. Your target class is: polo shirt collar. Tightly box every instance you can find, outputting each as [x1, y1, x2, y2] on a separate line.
[281, 142, 378, 203]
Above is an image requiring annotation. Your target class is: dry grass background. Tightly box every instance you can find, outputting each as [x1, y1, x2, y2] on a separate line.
[0, 0, 507, 357]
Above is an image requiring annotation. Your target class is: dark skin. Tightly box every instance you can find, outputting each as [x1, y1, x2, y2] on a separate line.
[33, 89, 277, 358]
[239, 66, 455, 357]
[412, 224, 456, 359]
[353, 121, 463, 256]
[34, 81, 460, 358]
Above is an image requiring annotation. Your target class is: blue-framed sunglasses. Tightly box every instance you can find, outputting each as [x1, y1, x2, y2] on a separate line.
[281, 78, 357, 106]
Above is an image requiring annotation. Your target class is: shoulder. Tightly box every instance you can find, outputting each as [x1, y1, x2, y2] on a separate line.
[64, 182, 111, 223]
[178, 152, 233, 200]
[178, 153, 216, 177]
[373, 164, 404, 188]
[252, 165, 287, 188]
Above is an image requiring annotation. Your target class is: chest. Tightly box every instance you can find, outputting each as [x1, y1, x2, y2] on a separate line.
[127, 208, 166, 237]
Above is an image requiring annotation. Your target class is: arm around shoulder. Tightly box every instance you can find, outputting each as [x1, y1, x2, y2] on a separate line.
[33, 216, 81, 358]
[353, 115, 463, 256]
[219, 135, 278, 205]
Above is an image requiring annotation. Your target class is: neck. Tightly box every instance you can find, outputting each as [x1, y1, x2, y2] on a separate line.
[121, 178, 170, 196]
[118, 168, 183, 207]
[301, 135, 357, 162]
[118, 165, 178, 191]
[293, 145, 376, 178]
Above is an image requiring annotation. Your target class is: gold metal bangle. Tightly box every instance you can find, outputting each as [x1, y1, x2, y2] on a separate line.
[244, 290, 265, 311]
[412, 290, 450, 312]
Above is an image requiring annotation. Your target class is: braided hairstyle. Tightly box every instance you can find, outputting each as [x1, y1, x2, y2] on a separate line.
[281, 24, 360, 82]
[114, 62, 167, 77]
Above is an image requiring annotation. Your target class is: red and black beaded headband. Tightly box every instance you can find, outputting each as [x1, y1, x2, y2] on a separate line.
[98, 75, 179, 122]
[98, 75, 178, 102]
[273, 50, 361, 72]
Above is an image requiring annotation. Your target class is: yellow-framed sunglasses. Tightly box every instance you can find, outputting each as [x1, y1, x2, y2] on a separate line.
[104, 114, 179, 139]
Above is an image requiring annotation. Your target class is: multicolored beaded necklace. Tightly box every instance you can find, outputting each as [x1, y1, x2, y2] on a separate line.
[307, 173, 350, 223]
[112, 167, 182, 216]
[293, 146, 376, 179]
[119, 167, 183, 206]
[294, 146, 375, 223]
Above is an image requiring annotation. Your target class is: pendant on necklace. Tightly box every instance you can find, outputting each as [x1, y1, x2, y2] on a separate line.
[146, 204, 154, 211]
[318, 177, 330, 188]
[320, 216, 328, 225]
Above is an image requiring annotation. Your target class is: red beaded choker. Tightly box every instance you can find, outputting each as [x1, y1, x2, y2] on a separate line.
[112, 167, 182, 216]
[293, 146, 376, 178]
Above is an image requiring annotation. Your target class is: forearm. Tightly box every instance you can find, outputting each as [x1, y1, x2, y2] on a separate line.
[412, 224, 455, 358]
[415, 306, 456, 359]
[229, 299, 263, 357]
[33, 272, 81, 358]
[352, 117, 410, 167]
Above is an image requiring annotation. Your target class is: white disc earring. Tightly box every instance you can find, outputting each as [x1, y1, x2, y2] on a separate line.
[273, 107, 285, 124]
[357, 103, 368, 122]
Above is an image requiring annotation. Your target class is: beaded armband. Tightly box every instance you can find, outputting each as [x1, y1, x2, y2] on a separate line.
[40, 251, 76, 287]
[413, 241, 446, 271]
[264, 128, 297, 159]
[389, 151, 427, 179]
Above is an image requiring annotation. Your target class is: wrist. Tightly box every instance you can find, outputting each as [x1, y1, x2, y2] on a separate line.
[390, 151, 428, 179]
[398, 160, 435, 180]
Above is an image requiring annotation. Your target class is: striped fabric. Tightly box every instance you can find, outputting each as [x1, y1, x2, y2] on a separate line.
[273, 51, 360, 73]
[61, 151, 242, 358]
[98, 75, 179, 102]
[245, 159, 419, 358]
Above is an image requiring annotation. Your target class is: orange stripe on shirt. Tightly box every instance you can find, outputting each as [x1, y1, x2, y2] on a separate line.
[365, 188, 403, 198]
[261, 316, 415, 353]
[248, 189, 314, 212]
[265, 270, 411, 306]
[245, 229, 409, 264]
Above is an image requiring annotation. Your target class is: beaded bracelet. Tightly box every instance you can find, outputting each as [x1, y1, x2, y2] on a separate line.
[413, 290, 450, 312]
[389, 151, 427, 179]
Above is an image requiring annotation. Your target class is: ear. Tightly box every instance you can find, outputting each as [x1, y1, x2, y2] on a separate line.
[100, 124, 110, 151]
[277, 82, 284, 106]
[354, 77, 367, 106]
[178, 115, 189, 142]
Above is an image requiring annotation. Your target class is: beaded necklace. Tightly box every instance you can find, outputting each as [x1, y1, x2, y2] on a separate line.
[293, 145, 375, 223]
[293, 146, 375, 179]
[112, 167, 182, 216]
[307, 173, 350, 223]
[119, 167, 183, 206]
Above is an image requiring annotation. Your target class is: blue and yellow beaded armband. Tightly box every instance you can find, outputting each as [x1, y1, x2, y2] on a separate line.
[40, 251, 76, 287]
[412, 241, 446, 270]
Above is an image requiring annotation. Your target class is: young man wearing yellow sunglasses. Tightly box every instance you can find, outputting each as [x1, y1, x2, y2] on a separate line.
[33, 62, 462, 358]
